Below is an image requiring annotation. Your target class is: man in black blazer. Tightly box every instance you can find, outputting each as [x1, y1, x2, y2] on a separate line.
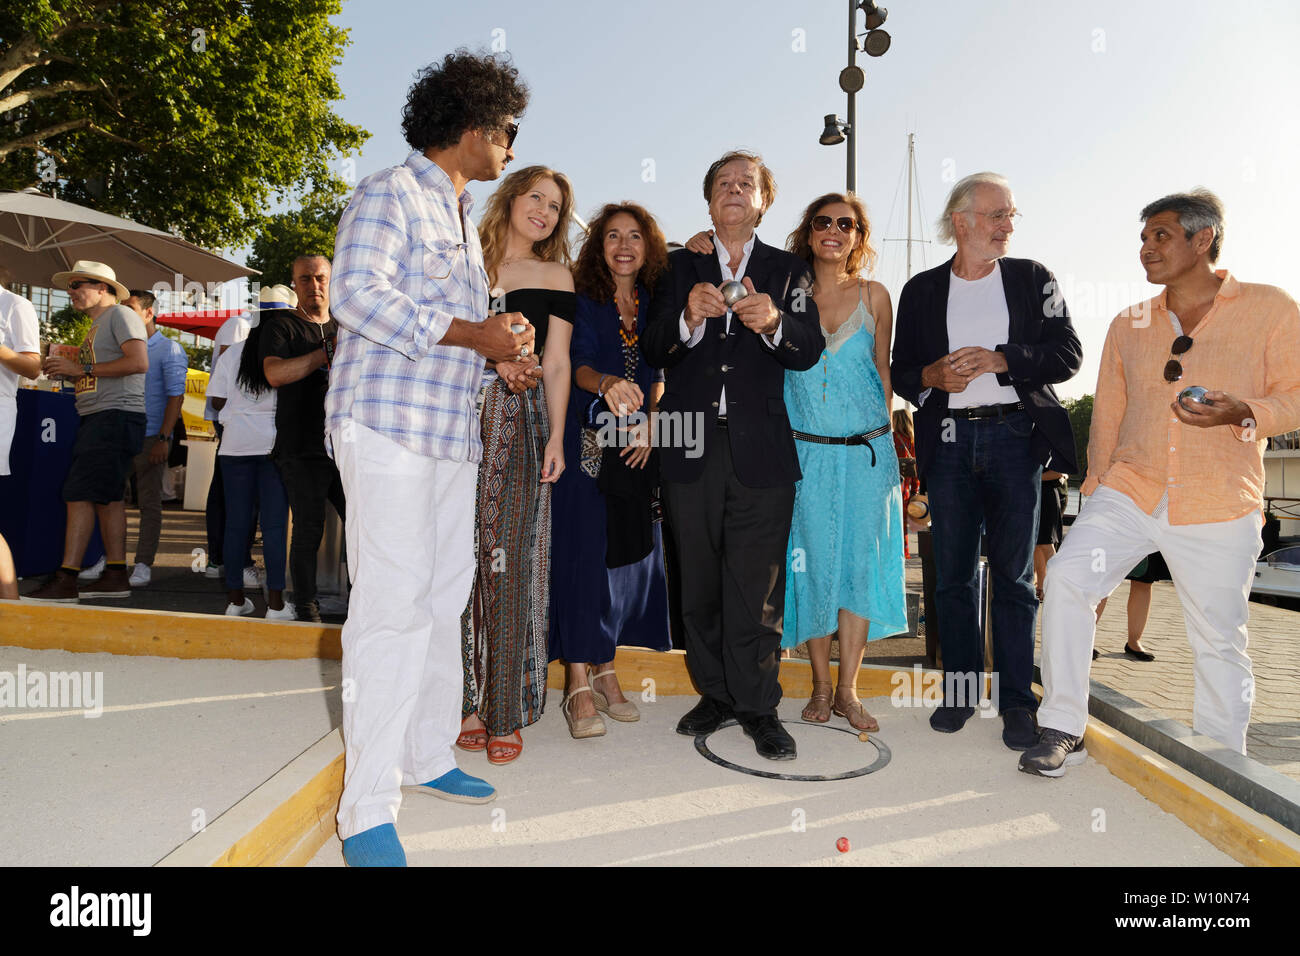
[891, 172, 1081, 750]
[642, 150, 824, 760]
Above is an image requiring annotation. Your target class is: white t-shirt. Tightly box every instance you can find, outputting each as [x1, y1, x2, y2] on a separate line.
[945, 261, 1021, 409]
[207, 340, 277, 457]
[205, 313, 253, 422]
[0, 284, 41, 476]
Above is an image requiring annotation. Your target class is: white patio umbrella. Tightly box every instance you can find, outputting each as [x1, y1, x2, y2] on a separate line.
[0, 188, 257, 290]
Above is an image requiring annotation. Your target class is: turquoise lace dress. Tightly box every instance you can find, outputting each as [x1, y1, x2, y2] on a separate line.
[782, 284, 908, 647]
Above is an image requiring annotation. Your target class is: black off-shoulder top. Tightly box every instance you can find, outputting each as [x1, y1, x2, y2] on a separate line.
[500, 288, 576, 356]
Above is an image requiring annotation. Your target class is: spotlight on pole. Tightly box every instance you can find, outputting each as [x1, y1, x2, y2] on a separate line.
[859, 1, 888, 30]
[819, 115, 848, 146]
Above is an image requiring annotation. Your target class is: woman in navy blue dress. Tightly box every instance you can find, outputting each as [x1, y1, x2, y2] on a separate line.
[549, 202, 672, 739]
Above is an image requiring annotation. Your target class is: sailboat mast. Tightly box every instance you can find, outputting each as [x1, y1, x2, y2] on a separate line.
[906, 132, 915, 279]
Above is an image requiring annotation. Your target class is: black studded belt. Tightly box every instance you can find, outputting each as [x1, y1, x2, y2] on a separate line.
[947, 401, 1025, 420]
[792, 423, 891, 465]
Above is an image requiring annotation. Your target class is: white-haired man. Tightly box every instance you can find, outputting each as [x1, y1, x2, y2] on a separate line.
[1022, 189, 1300, 775]
[891, 173, 1081, 750]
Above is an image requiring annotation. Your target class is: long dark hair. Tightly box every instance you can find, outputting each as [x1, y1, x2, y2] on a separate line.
[236, 316, 273, 397]
[572, 202, 668, 303]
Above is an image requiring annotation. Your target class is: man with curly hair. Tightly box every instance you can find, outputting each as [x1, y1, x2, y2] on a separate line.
[326, 49, 538, 867]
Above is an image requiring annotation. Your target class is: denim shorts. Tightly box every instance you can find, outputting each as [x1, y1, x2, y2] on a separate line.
[63, 409, 147, 504]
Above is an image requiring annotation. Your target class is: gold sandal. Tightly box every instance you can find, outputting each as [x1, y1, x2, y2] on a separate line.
[802, 680, 833, 723]
[834, 689, 879, 732]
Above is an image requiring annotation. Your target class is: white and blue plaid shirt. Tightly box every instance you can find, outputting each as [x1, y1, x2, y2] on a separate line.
[326, 151, 491, 461]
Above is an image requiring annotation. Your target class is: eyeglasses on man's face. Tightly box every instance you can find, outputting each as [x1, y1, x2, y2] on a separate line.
[811, 215, 858, 234]
[972, 209, 1022, 224]
[68, 280, 105, 291]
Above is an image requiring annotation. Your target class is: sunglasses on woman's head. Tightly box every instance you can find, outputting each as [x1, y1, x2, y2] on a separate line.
[811, 216, 857, 234]
[1163, 335, 1194, 382]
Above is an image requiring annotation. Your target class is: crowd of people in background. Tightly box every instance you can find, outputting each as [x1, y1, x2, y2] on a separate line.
[5, 48, 1299, 868]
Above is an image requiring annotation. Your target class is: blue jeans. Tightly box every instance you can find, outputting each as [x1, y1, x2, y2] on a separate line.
[222, 454, 288, 591]
[926, 409, 1041, 711]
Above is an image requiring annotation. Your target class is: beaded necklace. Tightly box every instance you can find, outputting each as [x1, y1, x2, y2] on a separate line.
[617, 288, 640, 382]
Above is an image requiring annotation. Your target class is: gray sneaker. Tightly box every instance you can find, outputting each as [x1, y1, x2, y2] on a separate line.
[1018, 728, 1086, 778]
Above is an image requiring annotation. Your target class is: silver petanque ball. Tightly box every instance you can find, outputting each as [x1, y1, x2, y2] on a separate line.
[720, 280, 748, 307]
[1178, 385, 1210, 407]
[510, 323, 526, 334]
[1178, 385, 1212, 409]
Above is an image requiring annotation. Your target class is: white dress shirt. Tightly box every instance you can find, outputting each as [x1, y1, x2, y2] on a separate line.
[680, 234, 781, 415]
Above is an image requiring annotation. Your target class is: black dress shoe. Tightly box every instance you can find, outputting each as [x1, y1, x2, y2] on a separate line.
[1123, 644, 1155, 662]
[675, 696, 733, 736]
[929, 705, 974, 734]
[1001, 707, 1039, 751]
[740, 714, 797, 761]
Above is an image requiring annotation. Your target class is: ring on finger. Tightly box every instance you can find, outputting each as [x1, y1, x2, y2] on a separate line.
[520, 346, 530, 358]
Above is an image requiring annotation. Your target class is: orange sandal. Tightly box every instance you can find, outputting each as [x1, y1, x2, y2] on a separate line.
[457, 719, 488, 752]
[487, 732, 523, 765]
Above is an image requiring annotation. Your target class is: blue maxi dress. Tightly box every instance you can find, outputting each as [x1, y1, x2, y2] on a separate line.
[549, 289, 671, 663]
[782, 285, 908, 647]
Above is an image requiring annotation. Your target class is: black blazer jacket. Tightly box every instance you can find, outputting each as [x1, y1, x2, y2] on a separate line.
[641, 238, 824, 487]
[891, 255, 1082, 478]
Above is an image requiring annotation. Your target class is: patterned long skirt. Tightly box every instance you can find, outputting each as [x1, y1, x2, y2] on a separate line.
[461, 377, 551, 736]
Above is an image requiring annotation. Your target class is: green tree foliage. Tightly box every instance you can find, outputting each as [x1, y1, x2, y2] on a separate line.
[1063, 394, 1094, 480]
[41, 302, 89, 344]
[0, 1, 368, 249]
[246, 184, 349, 286]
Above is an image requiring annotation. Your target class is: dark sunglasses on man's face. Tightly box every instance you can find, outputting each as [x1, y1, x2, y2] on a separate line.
[1163, 335, 1194, 382]
[811, 215, 857, 234]
[68, 280, 104, 291]
[488, 122, 518, 149]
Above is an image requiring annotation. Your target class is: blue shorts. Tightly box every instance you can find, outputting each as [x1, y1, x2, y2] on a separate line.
[62, 409, 147, 504]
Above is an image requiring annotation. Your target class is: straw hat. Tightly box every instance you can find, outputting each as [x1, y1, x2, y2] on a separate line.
[51, 260, 130, 302]
[255, 284, 298, 311]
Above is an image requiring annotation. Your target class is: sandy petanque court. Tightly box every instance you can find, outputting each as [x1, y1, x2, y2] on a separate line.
[306, 692, 1235, 867]
[0, 636, 1245, 867]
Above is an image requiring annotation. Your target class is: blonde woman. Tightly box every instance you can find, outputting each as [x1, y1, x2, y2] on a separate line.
[459, 165, 576, 764]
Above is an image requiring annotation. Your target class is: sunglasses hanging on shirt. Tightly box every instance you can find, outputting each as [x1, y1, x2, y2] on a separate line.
[1163, 335, 1194, 382]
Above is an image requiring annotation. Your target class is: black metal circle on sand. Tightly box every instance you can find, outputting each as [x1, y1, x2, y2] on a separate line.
[694, 718, 892, 781]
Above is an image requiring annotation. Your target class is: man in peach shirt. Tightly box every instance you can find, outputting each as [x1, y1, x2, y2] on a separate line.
[1022, 189, 1300, 775]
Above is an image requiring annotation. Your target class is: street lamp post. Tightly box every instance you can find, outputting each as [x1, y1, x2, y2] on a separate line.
[821, 1, 891, 194]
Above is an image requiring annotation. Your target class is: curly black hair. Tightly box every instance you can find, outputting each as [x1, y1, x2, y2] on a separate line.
[401, 49, 529, 152]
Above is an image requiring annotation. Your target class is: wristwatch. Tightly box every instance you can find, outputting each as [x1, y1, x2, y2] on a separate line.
[82, 362, 94, 377]
[152, 433, 170, 443]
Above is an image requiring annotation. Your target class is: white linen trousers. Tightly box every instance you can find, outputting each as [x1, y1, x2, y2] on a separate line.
[332, 420, 479, 839]
[1039, 485, 1262, 753]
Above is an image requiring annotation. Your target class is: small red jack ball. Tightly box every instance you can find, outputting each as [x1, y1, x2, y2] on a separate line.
[836, 837, 850, 853]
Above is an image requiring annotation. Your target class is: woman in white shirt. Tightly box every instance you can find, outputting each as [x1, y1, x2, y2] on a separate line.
[207, 324, 291, 618]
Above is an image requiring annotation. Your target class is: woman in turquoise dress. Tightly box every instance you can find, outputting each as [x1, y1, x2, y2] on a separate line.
[782, 192, 908, 731]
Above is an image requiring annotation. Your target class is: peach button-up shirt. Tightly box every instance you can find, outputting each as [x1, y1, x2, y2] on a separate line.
[1083, 271, 1300, 525]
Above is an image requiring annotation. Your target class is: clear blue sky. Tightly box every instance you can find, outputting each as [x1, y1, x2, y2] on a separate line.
[301, 0, 1300, 400]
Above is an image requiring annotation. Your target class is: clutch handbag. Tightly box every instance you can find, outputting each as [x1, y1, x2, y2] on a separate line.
[579, 395, 603, 479]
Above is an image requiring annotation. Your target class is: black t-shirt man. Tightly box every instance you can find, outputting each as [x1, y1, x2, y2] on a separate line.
[257, 309, 337, 459]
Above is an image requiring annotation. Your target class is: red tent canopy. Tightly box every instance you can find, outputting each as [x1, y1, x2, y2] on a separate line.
[155, 309, 247, 340]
